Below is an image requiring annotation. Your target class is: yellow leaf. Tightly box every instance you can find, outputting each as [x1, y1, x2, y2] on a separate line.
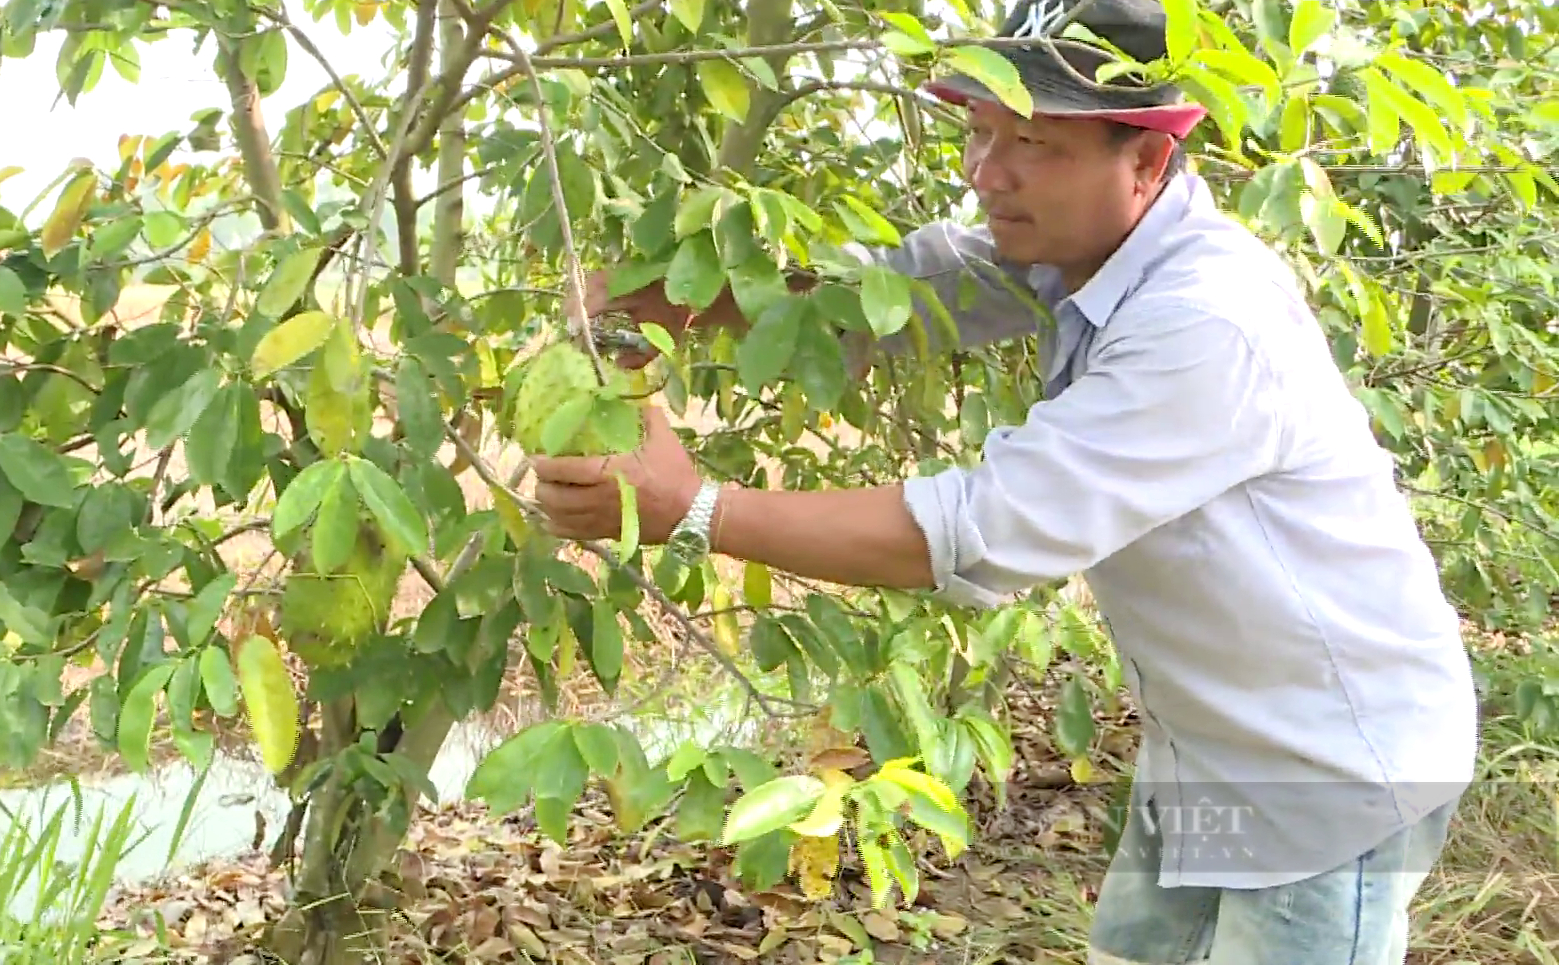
[696, 59, 750, 122]
[1483, 438, 1506, 472]
[1069, 756, 1095, 784]
[187, 227, 211, 264]
[711, 581, 740, 655]
[236, 635, 300, 774]
[491, 483, 533, 547]
[353, 1, 376, 24]
[40, 170, 98, 257]
[787, 832, 841, 900]
[0, 166, 23, 187]
[251, 310, 337, 378]
[742, 560, 772, 609]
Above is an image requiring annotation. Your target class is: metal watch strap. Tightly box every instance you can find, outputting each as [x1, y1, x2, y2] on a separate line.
[669, 479, 720, 555]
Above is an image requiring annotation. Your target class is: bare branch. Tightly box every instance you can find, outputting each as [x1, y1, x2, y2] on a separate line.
[532, 0, 663, 54]
[507, 43, 609, 374]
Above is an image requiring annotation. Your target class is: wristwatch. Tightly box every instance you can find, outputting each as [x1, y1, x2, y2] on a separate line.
[666, 479, 721, 566]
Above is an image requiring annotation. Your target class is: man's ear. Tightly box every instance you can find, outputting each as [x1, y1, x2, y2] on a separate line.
[1134, 132, 1176, 187]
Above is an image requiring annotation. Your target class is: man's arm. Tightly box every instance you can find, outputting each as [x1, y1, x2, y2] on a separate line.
[705, 300, 1285, 605]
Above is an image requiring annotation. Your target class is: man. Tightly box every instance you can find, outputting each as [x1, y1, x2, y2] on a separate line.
[532, 0, 1480, 961]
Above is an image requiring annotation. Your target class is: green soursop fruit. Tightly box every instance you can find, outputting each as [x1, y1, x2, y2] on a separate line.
[511, 340, 640, 456]
[279, 520, 407, 669]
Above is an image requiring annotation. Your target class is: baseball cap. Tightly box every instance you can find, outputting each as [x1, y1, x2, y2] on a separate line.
[923, 0, 1209, 138]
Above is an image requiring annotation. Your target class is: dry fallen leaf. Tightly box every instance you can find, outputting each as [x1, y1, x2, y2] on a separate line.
[862, 911, 900, 942]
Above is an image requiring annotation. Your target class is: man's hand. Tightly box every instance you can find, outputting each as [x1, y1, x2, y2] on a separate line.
[533, 404, 703, 543]
[569, 268, 750, 369]
[568, 270, 699, 370]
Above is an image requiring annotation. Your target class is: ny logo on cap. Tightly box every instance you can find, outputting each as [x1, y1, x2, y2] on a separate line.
[1012, 0, 1070, 39]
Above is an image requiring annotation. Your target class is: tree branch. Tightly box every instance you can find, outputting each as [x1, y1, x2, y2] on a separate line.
[402, 0, 503, 163]
[715, 0, 796, 175]
[532, 0, 663, 54]
[215, 36, 287, 232]
[394, 0, 438, 275]
[430, 0, 468, 285]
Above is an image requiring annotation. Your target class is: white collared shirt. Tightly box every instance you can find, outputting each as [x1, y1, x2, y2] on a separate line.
[851, 172, 1479, 888]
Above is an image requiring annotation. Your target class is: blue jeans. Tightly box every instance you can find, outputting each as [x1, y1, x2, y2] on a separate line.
[1088, 787, 1460, 964]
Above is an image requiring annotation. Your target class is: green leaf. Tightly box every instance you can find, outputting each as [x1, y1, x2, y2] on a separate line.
[638, 322, 677, 358]
[573, 722, 622, 775]
[859, 266, 913, 338]
[311, 469, 360, 573]
[272, 458, 345, 541]
[674, 186, 724, 239]
[186, 572, 237, 645]
[1162, 0, 1197, 63]
[668, 0, 704, 33]
[346, 456, 428, 556]
[589, 598, 624, 692]
[601, 0, 633, 48]
[678, 769, 728, 841]
[0, 431, 78, 507]
[883, 29, 935, 57]
[395, 356, 445, 459]
[722, 774, 827, 844]
[1054, 674, 1095, 758]
[256, 246, 322, 317]
[199, 646, 240, 718]
[1287, 0, 1335, 56]
[251, 309, 336, 378]
[467, 719, 568, 812]
[696, 59, 750, 122]
[663, 232, 725, 310]
[743, 561, 772, 609]
[736, 297, 803, 393]
[616, 472, 640, 561]
[0, 583, 51, 645]
[0, 266, 26, 315]
[539, 393, 595, 454]
[941, 47, 1033, 117]
[118, 664, 176, 774]
[880, 13, 935, 57]
[186, 381, 243, 490]
[143, 367, 222, 451]
[832, 197, 902, 247]
[1301, 191, 1347, 255]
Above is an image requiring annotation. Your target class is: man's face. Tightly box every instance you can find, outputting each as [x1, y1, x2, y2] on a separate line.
[962, 101, 1163, 272]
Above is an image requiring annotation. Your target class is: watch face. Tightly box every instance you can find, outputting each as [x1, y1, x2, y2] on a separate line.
[668, 529, 708, 561]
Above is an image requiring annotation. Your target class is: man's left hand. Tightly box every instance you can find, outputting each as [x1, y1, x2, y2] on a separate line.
[532, 404, 703, 544]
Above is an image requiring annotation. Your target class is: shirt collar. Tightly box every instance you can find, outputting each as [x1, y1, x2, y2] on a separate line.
[1054, 171, 1200, 329]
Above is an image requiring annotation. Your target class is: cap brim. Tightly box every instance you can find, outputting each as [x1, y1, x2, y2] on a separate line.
[922, 43, 1208, 139]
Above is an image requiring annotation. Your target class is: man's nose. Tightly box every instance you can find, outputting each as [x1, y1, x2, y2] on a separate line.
[967, 150, 1015, 194]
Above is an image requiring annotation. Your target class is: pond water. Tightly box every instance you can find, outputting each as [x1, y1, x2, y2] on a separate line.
[0, 697, 762, 922]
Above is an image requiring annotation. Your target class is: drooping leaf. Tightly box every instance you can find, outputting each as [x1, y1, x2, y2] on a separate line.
[235, 635, 300, 774]
[722, 774, 827, 844]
